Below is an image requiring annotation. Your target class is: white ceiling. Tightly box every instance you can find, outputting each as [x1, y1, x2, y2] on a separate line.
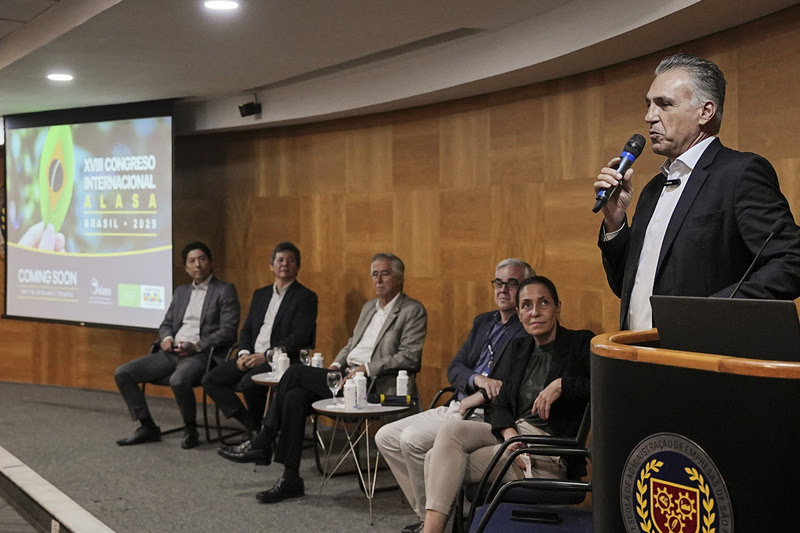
[0, 0, 797, 135]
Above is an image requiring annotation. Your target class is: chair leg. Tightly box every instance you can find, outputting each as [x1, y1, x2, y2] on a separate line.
[203, 391, 212, 443]
[202, 391, 244, 444]
[452, 487, 466, 533]
[215, 404, 223, 443]
[313, 414, 326, 475]
[140, 382, 185, 436]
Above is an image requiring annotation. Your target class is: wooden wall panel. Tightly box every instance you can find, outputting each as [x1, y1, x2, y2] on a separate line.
[392, 117, 440, 189]
[439, 104, 490, 190]
[345, 126, 393, 194]
[737, 18, 800, 159]
[541, 73, 605, 182]
[4, 5, 800, 409]
[393, 191, 440, 280]
[489, 85, 548, 185]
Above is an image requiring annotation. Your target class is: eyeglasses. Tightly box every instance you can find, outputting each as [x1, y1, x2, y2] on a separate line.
[491, 278, 519, 290]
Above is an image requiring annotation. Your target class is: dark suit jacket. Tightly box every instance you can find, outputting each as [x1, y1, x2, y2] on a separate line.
[238, 281, 318, 357]
[446, 311, 527, 394]
[158, 276, 240, 354]
[599, 139, 800, 329]
[333, 293, 427, 395]
[488, 324, 593, 478]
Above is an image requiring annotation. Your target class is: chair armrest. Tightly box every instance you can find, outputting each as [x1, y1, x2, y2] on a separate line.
[483, 446, 590, 508]
[224, 345, 240, 361]
[474, 476, 592, 533]
[207, 341, 238, 371]
[429, 386, 456, 410]
[467, 436, 586, 525]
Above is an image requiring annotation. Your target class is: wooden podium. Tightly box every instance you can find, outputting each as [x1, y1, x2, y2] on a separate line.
[591, 329, 800, 532]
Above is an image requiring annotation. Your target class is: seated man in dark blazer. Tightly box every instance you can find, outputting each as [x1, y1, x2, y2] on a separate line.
[202, 241, 318, 435]
[114, 241, 240, 449]
[218, 252, 427, 504]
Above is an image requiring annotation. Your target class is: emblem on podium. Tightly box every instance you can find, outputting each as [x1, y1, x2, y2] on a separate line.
[620, 433, 733, 533]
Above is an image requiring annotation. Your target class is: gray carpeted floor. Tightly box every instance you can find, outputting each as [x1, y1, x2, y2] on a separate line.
[0, 381, 420, 532]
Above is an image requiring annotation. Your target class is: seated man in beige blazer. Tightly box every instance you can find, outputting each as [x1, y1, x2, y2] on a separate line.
[217, 252, 427, 504]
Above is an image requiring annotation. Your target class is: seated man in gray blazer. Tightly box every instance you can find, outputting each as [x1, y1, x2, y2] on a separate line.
[114, 241, 240, 449]
[218, 253, 427, 504]
[375, 258, 533, 533]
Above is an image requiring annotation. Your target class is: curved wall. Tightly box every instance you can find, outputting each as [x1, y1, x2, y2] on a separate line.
[2, 6, 800, 404]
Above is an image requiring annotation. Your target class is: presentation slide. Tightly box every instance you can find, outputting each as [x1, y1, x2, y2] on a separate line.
[5, 116, 172, 329]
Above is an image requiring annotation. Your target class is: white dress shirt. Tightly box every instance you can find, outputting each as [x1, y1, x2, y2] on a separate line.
[239, 280, 294, 356]
[333, 292, 401, 376]
[173, 275, 212, 344]
[626, 136, 716, 330]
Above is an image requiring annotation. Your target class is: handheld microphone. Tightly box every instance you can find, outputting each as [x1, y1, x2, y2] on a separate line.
[592, 134, 647, 213]
[729, 219, 787, 298]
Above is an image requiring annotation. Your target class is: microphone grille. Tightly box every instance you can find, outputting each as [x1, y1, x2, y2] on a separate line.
[625, 134, 647, 157]
[771, 218, 787, 235]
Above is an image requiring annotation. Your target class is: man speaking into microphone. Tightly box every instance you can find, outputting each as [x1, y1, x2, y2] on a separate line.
[594, 53, 800, 331]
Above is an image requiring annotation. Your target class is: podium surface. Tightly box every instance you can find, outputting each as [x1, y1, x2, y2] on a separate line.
[591, 329, 800, 532]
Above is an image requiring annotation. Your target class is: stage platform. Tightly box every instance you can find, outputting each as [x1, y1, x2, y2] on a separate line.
[0, 381, 417, 532]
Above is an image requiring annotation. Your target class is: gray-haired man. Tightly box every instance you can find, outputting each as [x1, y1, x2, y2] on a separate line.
[375, 258, 534, 533]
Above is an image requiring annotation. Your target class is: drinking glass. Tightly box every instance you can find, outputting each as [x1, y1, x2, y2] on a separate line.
[326, 371, 343, 406]
[265, 348, 275, 371]
[299, 349, 310, 366]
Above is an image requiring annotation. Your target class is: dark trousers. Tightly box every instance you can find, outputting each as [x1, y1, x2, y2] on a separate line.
[201, 358, 271, 430]
[114, 350, 208, 426]
[264, 364, 343, 470]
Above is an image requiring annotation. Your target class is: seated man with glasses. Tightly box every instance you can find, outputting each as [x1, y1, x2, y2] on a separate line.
[375, 258, 534, 533]
[422, 275, 593, 533]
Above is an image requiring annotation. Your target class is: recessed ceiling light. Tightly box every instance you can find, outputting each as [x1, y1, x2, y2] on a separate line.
[47, 73, 73, 82]
[205, 1, 239, 10]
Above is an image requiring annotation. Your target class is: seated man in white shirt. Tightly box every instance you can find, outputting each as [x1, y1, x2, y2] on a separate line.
[114, 241, 240, 449]
[217, 253, 427, 504]
[202, 241, 318, 435]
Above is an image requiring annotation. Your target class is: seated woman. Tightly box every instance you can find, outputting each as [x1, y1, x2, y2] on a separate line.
[421, 275, 592, 533]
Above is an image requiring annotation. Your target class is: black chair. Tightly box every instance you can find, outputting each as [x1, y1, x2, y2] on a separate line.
[469, 447, 592, 532]
[429, 385, 457, 409]
[140, 341, 243, 444]
[453, 403, 592, 533]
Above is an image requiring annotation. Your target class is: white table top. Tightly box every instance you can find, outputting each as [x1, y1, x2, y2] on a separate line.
[312, 398, 410, 416]
[250, 371, 281, 385]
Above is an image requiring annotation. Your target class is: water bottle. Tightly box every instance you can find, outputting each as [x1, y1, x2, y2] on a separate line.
[311, 352, 324, 368]
[396, 370, 408, 396]
[354, 371, 367, 407]
[343, 379, 357, 410]
[274, 348, 290, 378]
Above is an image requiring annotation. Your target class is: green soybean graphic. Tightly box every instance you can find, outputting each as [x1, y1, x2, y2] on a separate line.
[38, 125, 74, 232]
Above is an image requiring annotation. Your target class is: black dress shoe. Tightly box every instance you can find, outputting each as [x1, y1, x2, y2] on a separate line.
[237, 429, 257, 445]
[116, 425, 161, 446]
[217, 439, 271, 465]
[402, 521, 424, 533]
[182, 426, 199, 449]
[256, 476, 304, 503]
